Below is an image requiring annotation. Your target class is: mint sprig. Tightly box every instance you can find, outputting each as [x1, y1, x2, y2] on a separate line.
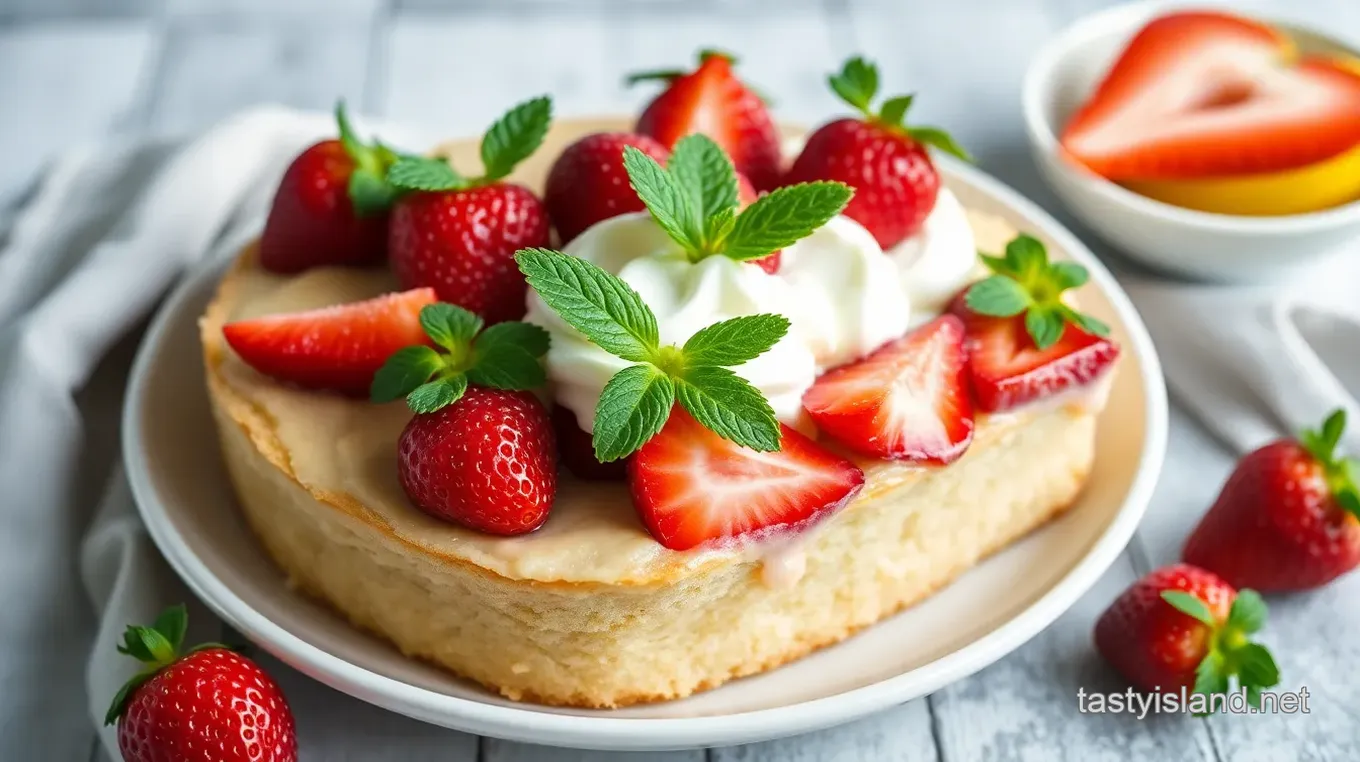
[826, 56, 971, 162]
[1161, 589, 1280, 709]
[1299, 408, 1360, 519]
[623, 134, 852, 265]
[335, 100, 402, 216]
[387, 96, 552, 192]
[963, 234, 1110, 351]
[370, 302, 549, 413]
[517, 247, 789, 461]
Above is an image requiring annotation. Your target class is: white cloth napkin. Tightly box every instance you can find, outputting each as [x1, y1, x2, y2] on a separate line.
[0, 104, 1356, 761]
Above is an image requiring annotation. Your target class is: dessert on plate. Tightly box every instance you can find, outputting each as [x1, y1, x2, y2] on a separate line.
[202, 54, 1120, 707]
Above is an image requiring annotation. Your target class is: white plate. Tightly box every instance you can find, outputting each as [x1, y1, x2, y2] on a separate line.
[123, 119, 1168, 751]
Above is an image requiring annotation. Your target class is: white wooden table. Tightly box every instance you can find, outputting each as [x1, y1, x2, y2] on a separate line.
[3, 0, 1359, 760]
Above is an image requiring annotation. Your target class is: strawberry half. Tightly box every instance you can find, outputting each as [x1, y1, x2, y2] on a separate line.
[803, 315, 973, 464]
[952, 235, 1118, 412]
[1061, 11, 1360, 180]
[223, 287, 435, 396]
[630, 49, 783, 192]
[628, 408, 864, 551]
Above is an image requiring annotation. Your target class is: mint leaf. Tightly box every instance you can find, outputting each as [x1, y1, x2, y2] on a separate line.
[421, 303, 483, 351]
[1161, 590, 1218, 627]
[593, 364, 675, 462]
[722, 181, 853, 261]
[516, 248, 660, 363]
[668, 134, 739, 224]
[705, 206, 737, 246]
[388, 156, 467, 192]
[829, 56, 878, 114]
[682, 314, 789, 368]
[623, 146, 700, 251]
[1025, 305, 1065, 351]
[906, 126, 973, 162]
[675, 366, 780, 452]
[371, 345, 442, 403]
[408, 376, 466, 414]
[1227, 589, 1268, 634]
[151, 604, 188, 653]
[965, 275, 1031, 317]
[481, 95, 552, 181]
[466, 322, 549, 390]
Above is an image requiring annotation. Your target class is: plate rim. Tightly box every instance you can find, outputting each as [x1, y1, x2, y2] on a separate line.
[122, 143, 1168, 751]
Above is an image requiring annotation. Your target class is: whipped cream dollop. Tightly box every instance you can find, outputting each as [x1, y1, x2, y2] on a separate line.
[525, 191, 978, 436]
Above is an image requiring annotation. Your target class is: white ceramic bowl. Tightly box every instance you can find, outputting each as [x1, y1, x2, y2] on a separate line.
[1023, 0, 1360, 282]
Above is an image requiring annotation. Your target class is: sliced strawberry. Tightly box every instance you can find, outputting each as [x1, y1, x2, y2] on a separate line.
[628, 408, 864, 551]
[803, 315, 974, 464]
[1061, 11, 1360, 180]
[222, 288, 435, 396]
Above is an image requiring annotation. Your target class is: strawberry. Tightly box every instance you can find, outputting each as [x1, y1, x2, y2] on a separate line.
[544, 132, 670, 244]
[784, 57, 970, 250]
[1184, 409, 1360, 591]
[1095, 564, 1278, 700]
[803, 315, 973, 464]
[552, 405, 627, 481]
[951, 234, 1118, 412]
[106, 605, 297, 762]
[387, 97, 553, 324]
[222, 287, 435, 396]
[259, 102, 399, 274]
[627, 408, 865, 551]
[1061, 11, 1360, 181]
[630, 49, 783, 192]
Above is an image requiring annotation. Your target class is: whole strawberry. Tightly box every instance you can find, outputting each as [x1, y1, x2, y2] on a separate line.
[545, 132, 670, 244]
[785, 57, 970, 250]
[1184, 409, 1360, 591]
[260, 101, 399, 273]
[387, 97, 553, 324]
[106, 605, 296, 762]
[629, 49, 783, 192]
[371, 302, 556, 533]
[1095, 564, 1278, 700]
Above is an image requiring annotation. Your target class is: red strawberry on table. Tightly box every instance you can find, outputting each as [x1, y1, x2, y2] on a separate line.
[1095, 564, 1279, 700]
[950, 234, 1119, 412]
[1061, 11, 1360, 181]
[387, 96, 553, 324]
[1184, 409, 1360, 591]
[630, 49, 783, 193]
[784, 57, 970, 250]
[803, 315, 973, 464]
[260, 101, 399, 274]
[628, 408, 865, 551]
[544, 132, 670, 244]
[107, 605, 297, 762]
[222, 287, 435, 396]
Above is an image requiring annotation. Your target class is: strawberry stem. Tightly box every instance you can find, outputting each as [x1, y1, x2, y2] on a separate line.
[1162, 588, 1280, 709]
[1299, 408, 1360, 519]
[826, 57, 971, 161]
[964, 234, 1110, 350]
[105, 605, 230, 726]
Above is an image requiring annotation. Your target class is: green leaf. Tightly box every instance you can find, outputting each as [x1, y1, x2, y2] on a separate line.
[347, 167, 398, 218]
[420, 303, 483, 351]
[1323, 408, 1347, 449]
[335, 99, 364, 159]
[1161, 590, 1218, 627]
[625, 68, 685, 86]
[466, 323, 549, 391]
[965, 275, 1031, 317]
[407, 375, 467, 414]
[623, 145, 700, 251]
[371, 345, 443, 403]
[979, 252, 1009, 274]
[1049, 261, 1090, 291]
[878, 94, 914, 128]
[1004, 234, 1048, 280]
[1235, 643, 1280, 689]
[480, 95, 552, 180]
[906, 126, 973, 162]
[515, 248, 660, 363]
[105, 671, 155, 726]
[828, 56, 879, 114]
[388, 156, 467, 192]
[1025, 305, 1066, 350]
[1227, 589, 1268, 634]
[675, 366, 780, 452]
[592, 365, 676, 462]
[151, 605, 188, 653]
[698, 48, 736, 64]
[705, 206, 737, 247]
[682, 314, 790, 368]
[1193, 652, 1229, 698]
[668, 134, 740, 226]
[1061, 306, 1111, 338]
[132, 626, 175, 666]
[722, 181, 853, 261]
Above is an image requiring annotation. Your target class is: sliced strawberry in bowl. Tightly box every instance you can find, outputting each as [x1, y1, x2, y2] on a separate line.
[222, 287, 435, 396]
[628, 408, 865, 551]
[803, 315, 974, 464]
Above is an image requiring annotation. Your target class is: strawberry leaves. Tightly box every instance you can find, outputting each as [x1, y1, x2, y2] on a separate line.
[826, 56, 971, 161]
[371, 303, 549, 414]
[1160, 588, 1280, 709]
[624, 134, 852, 264]
[516, 247, 789, 461]
[388, 95, 552, 192]
[335, 100, 402, 217]
[106, 605, 227, 726]
[1299, 408, 1360, 518]
[965, 234, 1111, 350]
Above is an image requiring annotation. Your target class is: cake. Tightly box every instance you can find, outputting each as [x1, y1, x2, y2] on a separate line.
[203, 54, 1119, 707]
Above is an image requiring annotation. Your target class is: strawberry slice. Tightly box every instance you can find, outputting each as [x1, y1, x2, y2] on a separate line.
[1061, 11, 1360, 180]
[222, 287, 435, 396]
[628, 408, 864, 551]
[802, 315, 974, 464]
